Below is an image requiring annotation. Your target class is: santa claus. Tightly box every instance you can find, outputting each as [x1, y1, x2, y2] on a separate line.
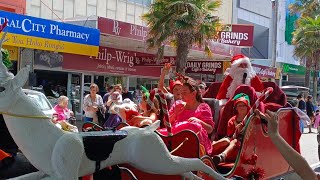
[216, 54, 264, 100]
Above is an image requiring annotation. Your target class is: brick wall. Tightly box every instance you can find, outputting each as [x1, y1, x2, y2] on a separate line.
[0, 0, 26, 14]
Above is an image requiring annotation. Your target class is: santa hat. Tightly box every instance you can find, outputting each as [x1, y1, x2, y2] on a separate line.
[233, 93, 251, 110]
[169, 79, 183, 91]
[231, 54, 251, 67]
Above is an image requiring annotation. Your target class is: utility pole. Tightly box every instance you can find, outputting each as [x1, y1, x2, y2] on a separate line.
[271, 0, 278, 68]
[271, 0, 281, 86]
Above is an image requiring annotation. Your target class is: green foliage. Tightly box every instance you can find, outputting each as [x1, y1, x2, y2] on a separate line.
[1, 48, 12, 68]
[290, 1, 320, 89]
[289, 0, 320, 18]
[288, 1, 320, 44]
[293, 16, 320, 61]
[142, 0, 221, 72]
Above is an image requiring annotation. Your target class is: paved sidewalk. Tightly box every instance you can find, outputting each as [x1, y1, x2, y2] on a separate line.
[300, 127, 319, 165]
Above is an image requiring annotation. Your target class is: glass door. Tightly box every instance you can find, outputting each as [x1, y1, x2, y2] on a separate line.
[83, 74, 93, 96]
[67, 73, 82, 117]
[78, 74, 93, 119]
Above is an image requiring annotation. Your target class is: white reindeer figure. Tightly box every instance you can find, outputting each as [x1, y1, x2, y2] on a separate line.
[0, 35, 227, 180]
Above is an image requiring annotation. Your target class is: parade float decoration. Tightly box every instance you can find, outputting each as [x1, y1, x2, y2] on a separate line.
[0, 15, 304, 179]
[83, 84, 302, 180]
[0, 23, 227, 180]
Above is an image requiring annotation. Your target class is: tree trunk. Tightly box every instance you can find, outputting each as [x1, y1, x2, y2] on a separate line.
[305, 57, 312, 88]
[313, 52, 320, 103]
[175, 33, 191, 73]
[313, 67, 318, 102]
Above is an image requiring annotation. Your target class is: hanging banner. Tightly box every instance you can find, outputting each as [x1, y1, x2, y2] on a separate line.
[63, 46, 174, 78]
[251, 64, 277, 79]
[0, 10, 100, 56]
[185, 61, 223, 74]
[216, 24, 254, 47]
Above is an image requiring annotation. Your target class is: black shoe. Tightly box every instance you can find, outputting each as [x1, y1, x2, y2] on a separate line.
[212, 154, 225, 166]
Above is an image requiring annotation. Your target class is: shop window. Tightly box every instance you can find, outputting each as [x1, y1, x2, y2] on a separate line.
[282, 75, 288, 81]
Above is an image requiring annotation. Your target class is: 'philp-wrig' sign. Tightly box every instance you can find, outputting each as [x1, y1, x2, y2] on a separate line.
[216, 24, 254, 47]
[185, 61, 223, 74]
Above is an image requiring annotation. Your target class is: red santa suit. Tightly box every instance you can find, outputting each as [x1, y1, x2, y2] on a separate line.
[216, 54, 264, 100]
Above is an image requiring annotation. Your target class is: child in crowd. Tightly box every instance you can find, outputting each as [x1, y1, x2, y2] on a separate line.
[127, 86, 160, 127]
[212, 93, 251, 165]
[314, 110, 320, 133]
[104, 85, 123, 128]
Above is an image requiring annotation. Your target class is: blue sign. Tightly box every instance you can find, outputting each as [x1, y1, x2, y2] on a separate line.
[0, 10, 100, 46]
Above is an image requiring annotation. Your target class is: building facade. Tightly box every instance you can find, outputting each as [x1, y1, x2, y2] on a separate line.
[27, 0, 233, 25]
[0, 0, 26, 14]
[232, 0, 306, 86]
[232, 0, 272, 59]
[19, 0, 245, 118]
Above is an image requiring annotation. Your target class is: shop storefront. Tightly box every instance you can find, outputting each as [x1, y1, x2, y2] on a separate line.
[63, 46, 175, 91]
[0, 10, 100, 117]
[96, 17, 242, 87]
[280, 63, 306, 86]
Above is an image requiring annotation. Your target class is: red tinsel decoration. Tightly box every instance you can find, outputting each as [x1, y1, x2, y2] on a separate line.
[236, 166, 247, 178]
[243, 154, 258, 165]
[246, 167, 265, 180]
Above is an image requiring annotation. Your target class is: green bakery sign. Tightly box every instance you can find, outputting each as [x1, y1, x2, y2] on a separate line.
[281, 63, 306, 75]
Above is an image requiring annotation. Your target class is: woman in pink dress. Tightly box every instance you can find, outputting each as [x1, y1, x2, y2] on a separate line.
[53, 95, 73, 122]
[158, 78, 214, 154]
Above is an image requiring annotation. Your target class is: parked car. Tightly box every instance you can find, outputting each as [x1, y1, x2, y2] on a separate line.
[23, 89, 55, 118]
[281, 85, 310, 106]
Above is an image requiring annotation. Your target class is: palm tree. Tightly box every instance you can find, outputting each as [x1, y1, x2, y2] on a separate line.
[293, 38, 313, 89]
[289, 0, 320, 18]
[142, 0, 221, 73]
[289, 0, 320, 88]
[292, 16, 320, 98]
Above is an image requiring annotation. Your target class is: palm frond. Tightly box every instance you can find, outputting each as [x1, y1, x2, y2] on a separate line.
[142, 0, 221, 72]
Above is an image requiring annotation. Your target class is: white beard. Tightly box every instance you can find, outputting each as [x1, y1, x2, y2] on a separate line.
[226, 64, 256, 99]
